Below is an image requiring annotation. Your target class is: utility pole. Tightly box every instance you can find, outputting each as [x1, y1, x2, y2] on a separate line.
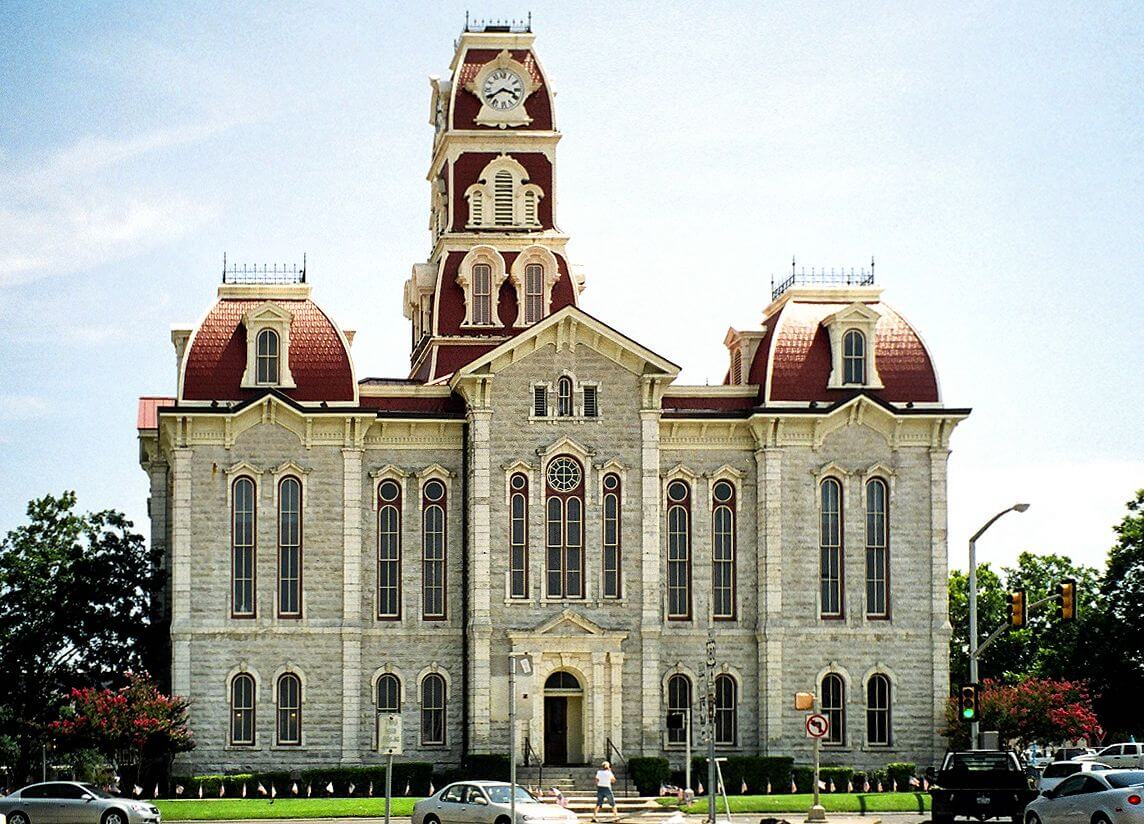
[705, 635, 717, 824]
[510, 655, 517, 824]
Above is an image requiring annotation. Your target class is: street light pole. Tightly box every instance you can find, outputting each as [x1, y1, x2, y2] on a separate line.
[967, 502, 1029, 748]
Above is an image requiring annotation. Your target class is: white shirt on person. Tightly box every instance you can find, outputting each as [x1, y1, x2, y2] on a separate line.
[596, 769, 615, 788]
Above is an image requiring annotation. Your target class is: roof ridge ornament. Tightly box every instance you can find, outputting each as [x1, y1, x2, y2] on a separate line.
[771, 255, 875, 302]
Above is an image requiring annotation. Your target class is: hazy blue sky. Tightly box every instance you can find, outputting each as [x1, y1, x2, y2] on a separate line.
[1, 1, 1140, 576]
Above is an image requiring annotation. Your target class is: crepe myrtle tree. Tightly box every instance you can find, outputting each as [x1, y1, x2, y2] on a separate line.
[0, 492, 164, 781]
[943, 677, 1103, 749]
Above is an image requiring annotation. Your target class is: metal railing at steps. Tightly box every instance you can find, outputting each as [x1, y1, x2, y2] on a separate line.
[605, 737, 630, 798]
[523, 736, 542, 791]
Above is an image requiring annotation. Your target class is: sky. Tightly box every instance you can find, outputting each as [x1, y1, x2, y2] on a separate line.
[1, 1, 1141, 577]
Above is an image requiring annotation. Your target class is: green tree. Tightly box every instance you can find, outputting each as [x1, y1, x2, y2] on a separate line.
[948, 564, 1021, 686]
[0, 493, 162, 782]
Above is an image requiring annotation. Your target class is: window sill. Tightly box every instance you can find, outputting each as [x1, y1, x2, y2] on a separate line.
[528, 415, 601, 423]
[225, 744, 259, 751]
[459, 322, 504, 330]
[271, 744, 304, 750]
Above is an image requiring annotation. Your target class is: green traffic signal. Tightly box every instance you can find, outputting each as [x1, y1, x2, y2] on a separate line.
[959, 684, 979, 723]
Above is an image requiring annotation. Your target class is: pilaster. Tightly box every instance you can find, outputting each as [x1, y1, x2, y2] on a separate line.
[929, 447, 953, 762]
[592, 651, 606, 760]
[170, 447, 193, 697]
[759, 446, 786, 750]
[609, 652, 624, 756]
[341, 447, 364, 763]
[639, 408, 663, 749]
[468, 408, 494, 750]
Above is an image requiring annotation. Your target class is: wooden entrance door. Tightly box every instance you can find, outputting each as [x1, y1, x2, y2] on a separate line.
[544, 696, 568, 765]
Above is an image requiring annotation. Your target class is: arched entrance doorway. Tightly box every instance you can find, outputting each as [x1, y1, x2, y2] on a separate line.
[543, 670, 584, 765]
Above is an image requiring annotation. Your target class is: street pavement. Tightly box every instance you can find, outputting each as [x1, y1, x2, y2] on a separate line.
[194, 816, 932, 824]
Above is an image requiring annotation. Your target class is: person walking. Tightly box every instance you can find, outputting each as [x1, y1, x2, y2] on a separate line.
[594, 760, 617, 821]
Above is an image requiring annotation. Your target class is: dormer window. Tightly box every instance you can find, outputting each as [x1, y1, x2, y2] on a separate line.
[256, 329, 280, 384]
[842, 330, 866, 385]
[465, 155, 543, 230]
[456, 246, 507, 327]
[240, 303, 296, 390]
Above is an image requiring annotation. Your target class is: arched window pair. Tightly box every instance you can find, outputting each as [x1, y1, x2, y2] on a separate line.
[377, 478, 448, 621]
[665, 673, 737, 746]
[819, 477, 890, 619]
[545, 456, 584, 599]
[229, 672, 301, 746]
[231, 476, 302, 618]
[666, 479, 737, 621]
[819, 672, 892, 747]
[377, 673, 446, 746]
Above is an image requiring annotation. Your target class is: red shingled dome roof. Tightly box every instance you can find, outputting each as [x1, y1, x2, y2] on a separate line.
[181, 298, 355, 403]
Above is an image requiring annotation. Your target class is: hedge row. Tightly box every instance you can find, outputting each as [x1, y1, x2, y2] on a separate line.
[174, 763, 434, 798]
[662, 757, 917, 795]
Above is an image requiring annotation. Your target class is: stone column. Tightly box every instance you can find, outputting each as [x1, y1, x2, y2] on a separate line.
[639, 408, 663, 750]
[929, 446, 952, 763]
[609, 652, 625, 755]
[468, 408, 494, 750]
[592, 651, 606, 760]
[756, 445, 785, 751]
[341, 446, 364, 763]
[170, 447, 193, 698]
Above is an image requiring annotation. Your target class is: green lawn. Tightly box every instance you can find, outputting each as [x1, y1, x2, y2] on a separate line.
[658, 792, 932, 814]
[154, 796, 420, 820]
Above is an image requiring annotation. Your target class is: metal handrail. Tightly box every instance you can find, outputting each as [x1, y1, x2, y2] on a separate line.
[605, 737, 629, 798]
[524, 736, 542, 791]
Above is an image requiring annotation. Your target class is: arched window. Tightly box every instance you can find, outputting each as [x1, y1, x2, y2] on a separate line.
[232, 477, 256, 617]
[865, 478, 889, 619]
[556, 376, 573, 417]
[276, 673, 302, 745]
[714, 674, 737, 746]
[666, 673, 691, 746]
[524, 264, 544, 324]
[545, 456, 584, 599]
[493, 170, 514, 225]
[422, 480, 447, 619]
[469, 190, 484, 225]
[842, 330, 866, 384]
[731, 348, 743, 384]
[256, 328, 279, 384]
[602, 473, 622, 599]
[377, 673, 400, 714]
[420, 673, 446, 745]
[666, 480, 692, 620]
[523, 190, 538, 225]
[712, 481, 736, 620]
[230, 673, 255, 746]
[278, 477, 302, 617]
[820, 478, 843, 618]
[866, 674, 891, 746]
[377, 480, 402, 619]
[509, 473, 529, 599]
[545, 670, 581, 691]
[821, 673, 845, 746]
[472, 263, 493, 325]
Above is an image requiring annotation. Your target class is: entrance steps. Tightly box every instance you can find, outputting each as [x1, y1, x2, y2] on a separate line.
[517, 765, 640, 797]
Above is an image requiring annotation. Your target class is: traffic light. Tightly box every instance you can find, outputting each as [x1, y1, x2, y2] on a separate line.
[1008, 590, 1027, 628]
[959, 684, 980, 723]
[1060, 579, 1077, 621]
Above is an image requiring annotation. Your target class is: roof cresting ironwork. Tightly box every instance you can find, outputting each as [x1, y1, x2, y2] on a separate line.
[771, 256, 875, 302]
[462, 11, 532, 36]
[222, 253, 307, 285]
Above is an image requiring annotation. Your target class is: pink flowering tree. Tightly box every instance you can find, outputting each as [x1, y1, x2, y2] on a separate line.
[945, 677, 1103, 749]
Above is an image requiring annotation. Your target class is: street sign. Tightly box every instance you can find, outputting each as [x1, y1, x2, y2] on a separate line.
[513, 654, 534, 677]
[377, 713, 403, 754]
[805, 713, 829, 739]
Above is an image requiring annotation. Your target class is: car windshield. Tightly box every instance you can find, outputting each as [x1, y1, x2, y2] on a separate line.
[946, 753, 1016, 771]
[484, 786, 537, 804]
[1106, 772, 1144, 789]
[1043, 764, 1081, 778]
[80, 784, 116, 799]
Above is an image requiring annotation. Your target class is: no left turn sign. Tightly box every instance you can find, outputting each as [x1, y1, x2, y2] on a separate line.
[805, 713, 829, 738]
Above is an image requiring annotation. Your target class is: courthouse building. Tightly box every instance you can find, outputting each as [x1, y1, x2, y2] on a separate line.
[137, 23, 968, 775]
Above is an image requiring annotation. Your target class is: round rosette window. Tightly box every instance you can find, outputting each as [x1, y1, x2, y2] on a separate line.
[546, 457, 582, 492]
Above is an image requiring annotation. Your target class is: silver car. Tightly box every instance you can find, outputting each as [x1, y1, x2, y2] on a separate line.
[0, 781, 161, 824]
[411, 781, 577, 824]
[1025, 768, 1144, 824]
[1038, 761, 1113, 792]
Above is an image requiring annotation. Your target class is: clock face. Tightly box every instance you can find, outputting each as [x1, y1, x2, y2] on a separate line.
[482, 68, 524, 111]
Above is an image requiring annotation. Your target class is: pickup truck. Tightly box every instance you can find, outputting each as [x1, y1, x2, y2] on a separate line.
[1075, 743, 1144, 769]
[930, 750, 1039, 824]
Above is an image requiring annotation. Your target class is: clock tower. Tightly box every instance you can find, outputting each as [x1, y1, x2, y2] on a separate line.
[404, 20, 584, 382]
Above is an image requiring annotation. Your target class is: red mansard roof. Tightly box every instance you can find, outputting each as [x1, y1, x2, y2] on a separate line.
[182, 299, 355, 402]
[137, 396, 175, 429]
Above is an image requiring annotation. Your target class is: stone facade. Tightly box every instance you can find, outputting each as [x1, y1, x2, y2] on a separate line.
[137, 24, 968, 778]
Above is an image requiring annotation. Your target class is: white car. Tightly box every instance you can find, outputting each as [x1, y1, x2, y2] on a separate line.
[1078, 745, 1144, 770]
[0, 782, 160, 824]
[411, 781, 578, 824]
[1025, 768, 1144, 824]
[1039, 761, 1112, 792]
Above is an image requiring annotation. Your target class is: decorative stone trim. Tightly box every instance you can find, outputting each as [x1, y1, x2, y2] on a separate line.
[822, 302, 883, 390]
[240, 302, 297, 390]
[508, 245, 560, 325]
[456, 246, 508, 327]
[370, 465, 410, 510]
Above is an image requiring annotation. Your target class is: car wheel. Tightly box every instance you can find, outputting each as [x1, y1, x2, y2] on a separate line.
[9, 812, 30, 824]
[424, 815, 440, 824]
[102, 808, 129, 824]
[496, 816, 512, 824]
[1025, 813, 1041, 824]
[1091, 814, 1111, 824]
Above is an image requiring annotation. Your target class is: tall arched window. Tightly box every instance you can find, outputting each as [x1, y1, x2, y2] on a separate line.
[278, 477, 302, 617]
[232, 477, 256, 617]
[377, 480, 402, 619]
[666, 480, 692, 620]
[256, 329, 280, 384]
[820, 478, 843, 618]
[821, 673, 845, 746]
[493, 170, 514, 225]
[422, 480, 447, 619]
[865, 478, 889, 619]
[509, 473, 529, 599]
[524, 264, 544, 324]
[866, 674, 891, 746]
[421, 673, 446, 745]
[714, 674, 737, 746]
[602, 473, 622, 599]
[377, 673, 400, 714]
[230, 673, 255, 746]
[276, 673, 302, 745]
[666, 673, 691, 745]
[472, 263, 493, 325]
[712, 481, 736, 619]
[545, 456, 584, 599]
[556, 376, 573, 417]
[842, 329, 866, 384]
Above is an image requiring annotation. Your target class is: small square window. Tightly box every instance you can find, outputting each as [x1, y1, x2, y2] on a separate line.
[583, 386, 598, 417]
[533, 386, 548, 417]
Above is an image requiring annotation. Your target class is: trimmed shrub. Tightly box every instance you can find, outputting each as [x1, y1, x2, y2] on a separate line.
[885, 762, 917, 791]
[628, 757, 670, 796]
[685, 756, 794, 794]
[818, 767, 853, 792]
[850, 770, 867, 792]
[178, 763, 435, 799]
[791, 765, 814, 793]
